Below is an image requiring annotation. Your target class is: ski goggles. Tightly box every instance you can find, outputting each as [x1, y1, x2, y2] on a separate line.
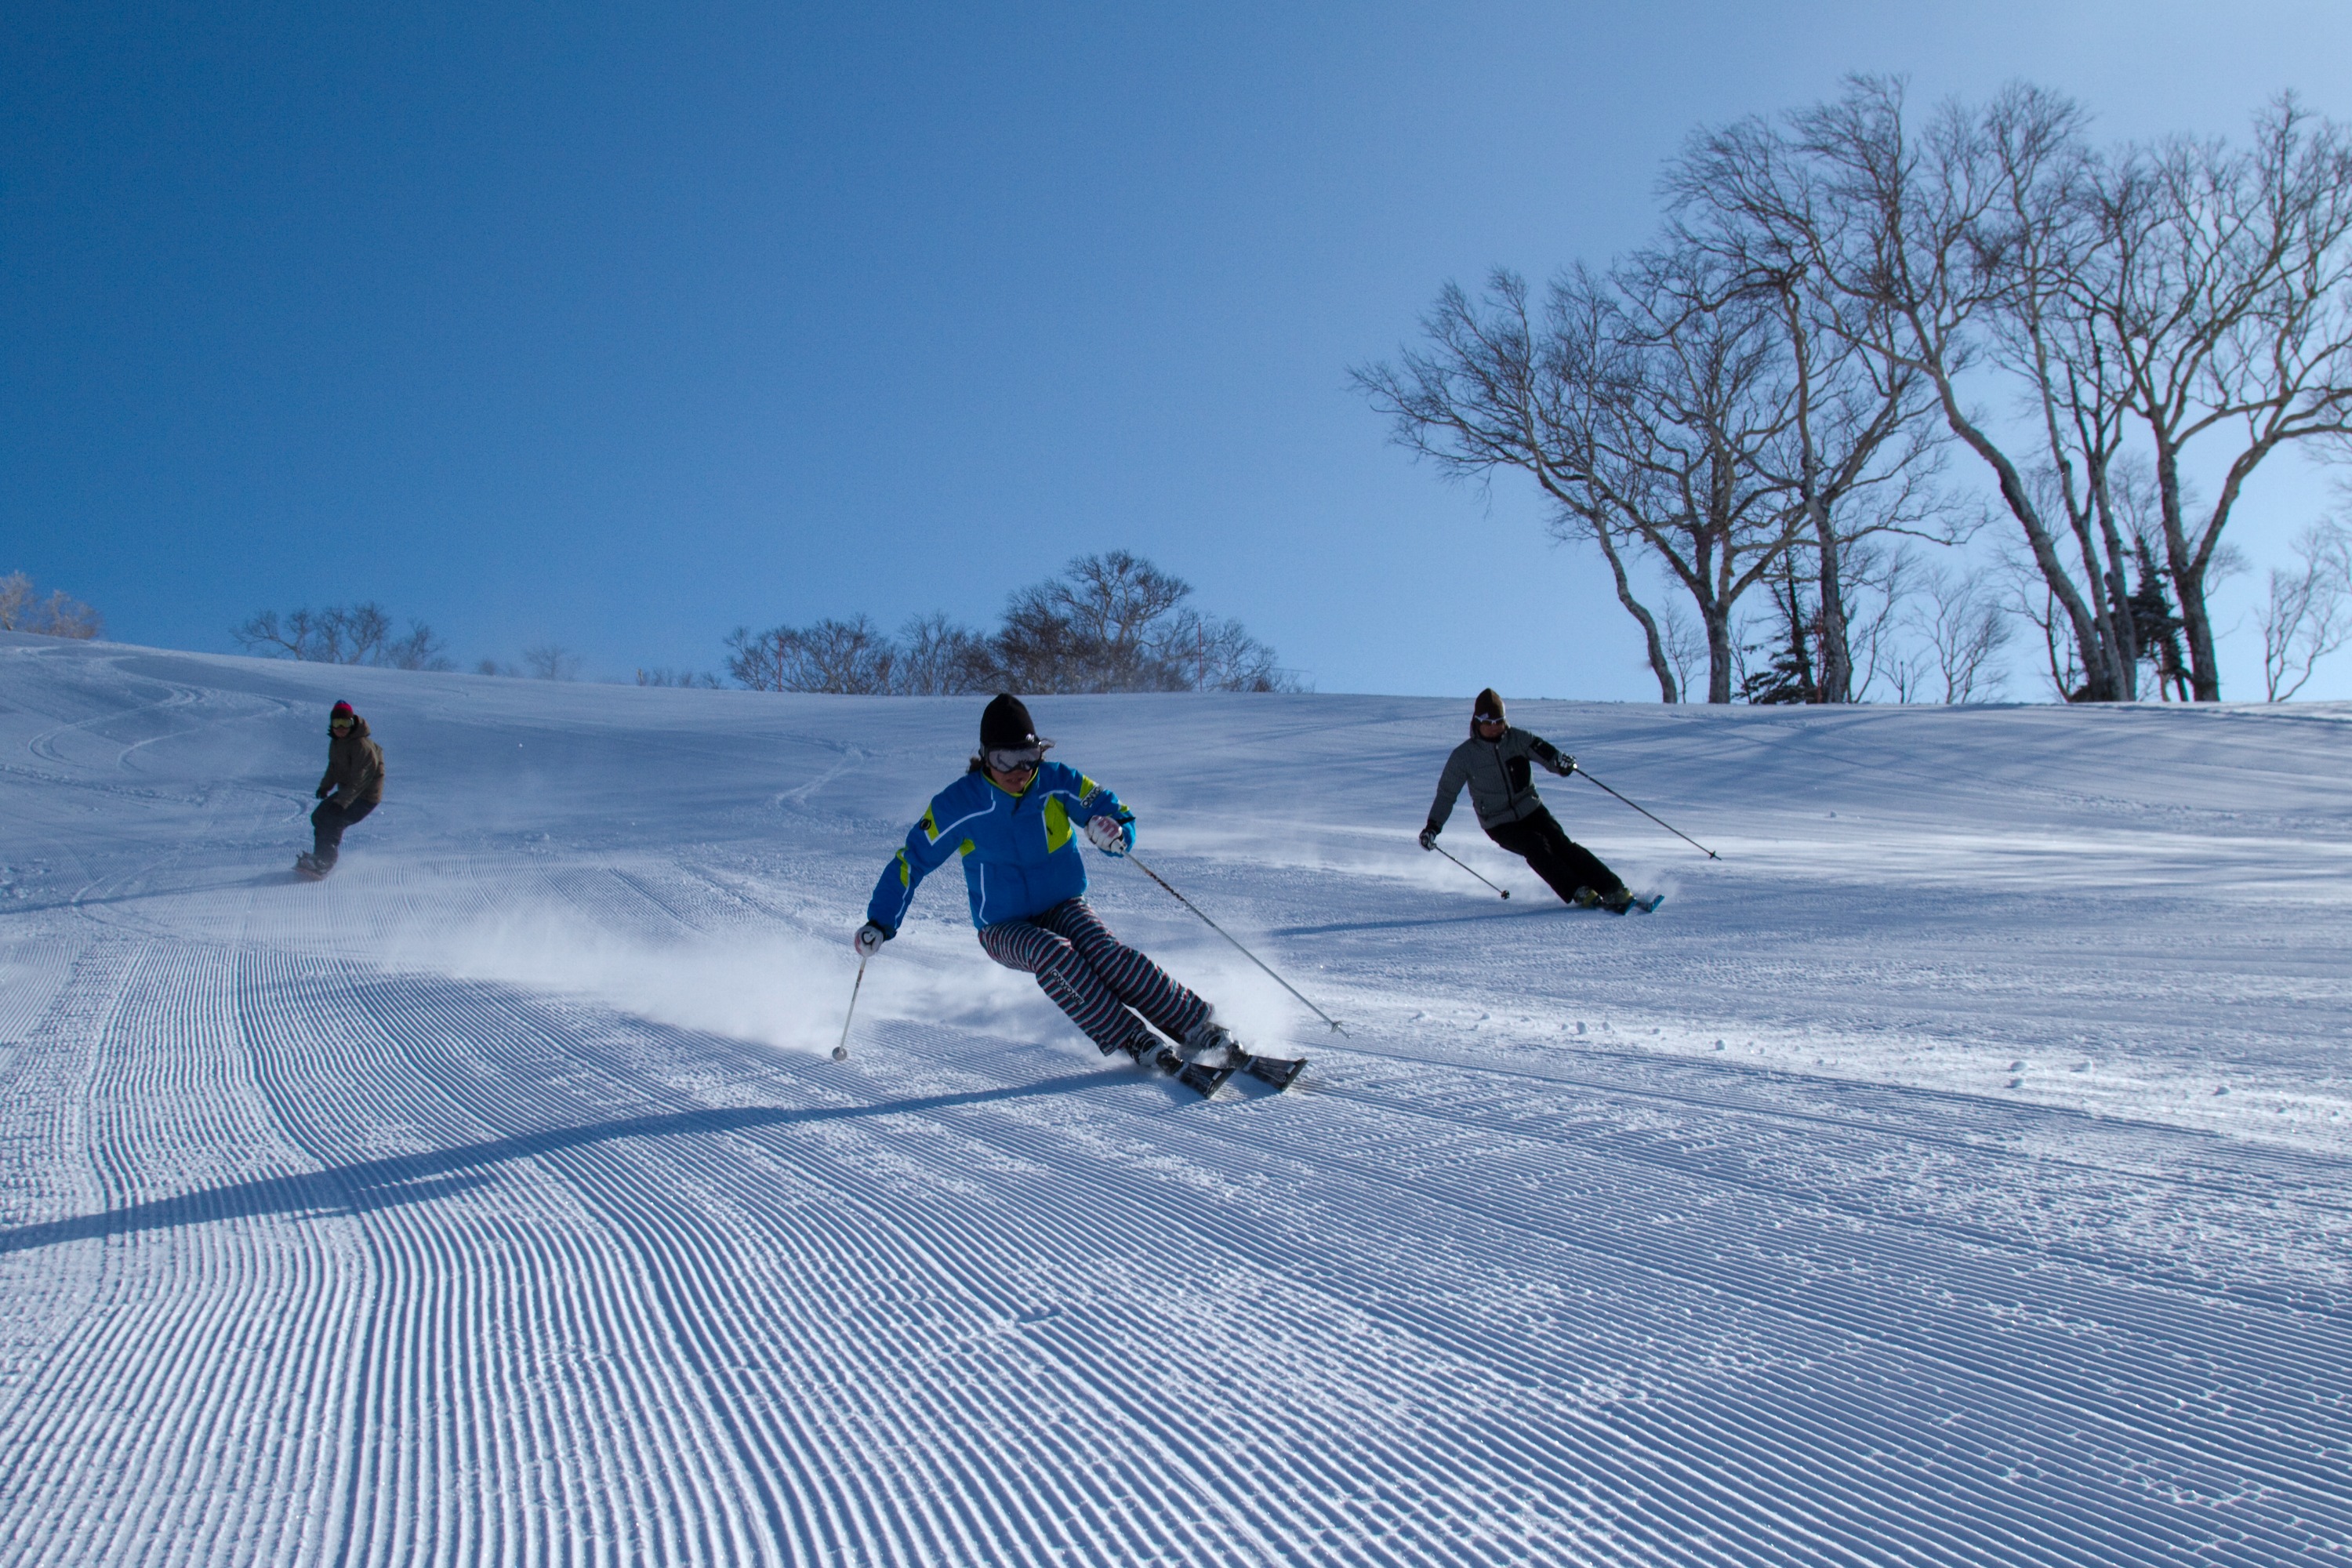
[330, 717, 354, 731]
[983, 744, 1047, 773]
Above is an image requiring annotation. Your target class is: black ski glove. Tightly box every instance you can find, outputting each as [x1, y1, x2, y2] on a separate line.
[1418, 825, 1439, 851]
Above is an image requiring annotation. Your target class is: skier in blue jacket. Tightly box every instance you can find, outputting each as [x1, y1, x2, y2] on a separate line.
[858, 694, 1240, 1075]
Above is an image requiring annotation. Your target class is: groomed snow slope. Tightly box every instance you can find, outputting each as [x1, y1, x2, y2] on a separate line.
[1, 633, 2347, 1566]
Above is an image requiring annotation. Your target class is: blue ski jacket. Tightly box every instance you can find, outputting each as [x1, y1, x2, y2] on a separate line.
[866, 760, 1136, 932]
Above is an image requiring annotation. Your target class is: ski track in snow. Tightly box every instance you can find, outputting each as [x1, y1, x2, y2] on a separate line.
[1, 635, 2348, 1564]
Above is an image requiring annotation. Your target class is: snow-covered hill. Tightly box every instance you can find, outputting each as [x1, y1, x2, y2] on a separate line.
[2, 633, 2347, 1564]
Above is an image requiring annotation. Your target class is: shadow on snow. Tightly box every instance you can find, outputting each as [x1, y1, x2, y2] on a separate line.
[0, 1071, 1114, 1257]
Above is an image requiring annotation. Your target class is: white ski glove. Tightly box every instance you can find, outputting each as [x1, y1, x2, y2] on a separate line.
[1086, 813, 1133, 855]
[852, 921, 890, 959]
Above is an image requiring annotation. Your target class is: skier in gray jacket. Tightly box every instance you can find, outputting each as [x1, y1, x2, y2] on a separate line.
[1420, 688, 1635, 912]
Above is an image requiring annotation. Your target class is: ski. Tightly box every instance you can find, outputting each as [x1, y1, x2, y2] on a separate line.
[1191, 1046, 1307, 1091]
[1235, 1051, 1305, 1089]
[1155, 1048, 1233, 1097]
[1116, 1033, 1302, 1098]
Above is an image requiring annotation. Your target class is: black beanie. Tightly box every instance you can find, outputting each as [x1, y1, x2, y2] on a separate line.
[980, 693, 1040, 751]
[1472, 688, 1505, 723]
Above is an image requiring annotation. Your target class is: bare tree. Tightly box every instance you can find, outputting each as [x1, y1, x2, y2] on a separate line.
[1359, 270, 1678, 700]
[522, 643, 582, 681]
[1730, 78, 2352, 700]
[380, 623, 448, 670]
[1836, 540, 1922, 700]
[1044, 552, 1192, 667]
[1359, 263, 1815, 701]
[1912, 564, 2012, 702]
[1755, 78, 2152, 701]
[2259, 518, 2352, 699]
[724, 555, 1296, 696]
[724, 615, 897, 694]
[894, 612, 994, 695]
[1658, 599, 1707, 701]
[1150, 608, 1290, 691]
[234, 602, 449, 670]
[1666, 130, 1956, 701]
[636, 667, 722, 688]
[2084, 100, 2352, 699]
[989, 553, 1296, 693]
[0, 572, 103, 639]
[798, 617, 896, 694]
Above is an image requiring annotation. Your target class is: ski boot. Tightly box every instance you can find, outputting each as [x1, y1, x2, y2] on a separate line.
[293, 853, 327, 880]
[1570, 886, 1603, 909]
[1181, 1016, 1242, 1067]
[1184, 1014, 1305, 1091]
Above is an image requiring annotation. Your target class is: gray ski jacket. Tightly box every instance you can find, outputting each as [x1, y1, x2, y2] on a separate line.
[1425, 724, 1573, 835]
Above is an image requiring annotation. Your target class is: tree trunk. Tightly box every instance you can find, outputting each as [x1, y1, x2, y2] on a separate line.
[1705, 607, 1735, 702]
[1589, 518, 1679, 702]
[2153, 440, 2235, 701]
[1787, 299, 1852, 702]
[1928, 364, 2125, 698]
[1811, 503, 1850, 702]
[2086, 461, 2140, 700]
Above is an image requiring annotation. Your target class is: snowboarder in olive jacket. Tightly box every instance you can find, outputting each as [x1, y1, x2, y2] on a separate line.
[1421, 688, 1634, 912]
[299, 700, 383, 878]
[856, 694, 1245, 1076]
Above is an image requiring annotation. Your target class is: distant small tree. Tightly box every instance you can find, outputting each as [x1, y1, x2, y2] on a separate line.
[234, 602, 450, 670]
[893, 612, 995, 695]
[635, 667, 722, 688]
[522, 643, 582, 681]
[725, 554, 1298, 695]
[1912, 566, 2011, 703]
[988, 552, 1294, 692]
[724, 615, 898, 693]
[0, 572, 103, 639]
[2259, 519, 2352, 700]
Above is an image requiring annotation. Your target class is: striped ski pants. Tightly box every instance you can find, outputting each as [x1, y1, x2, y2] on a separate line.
[976, 898, 1210, 1054]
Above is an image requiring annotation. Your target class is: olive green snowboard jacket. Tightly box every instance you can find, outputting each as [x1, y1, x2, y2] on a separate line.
[316, 717, 385, 810]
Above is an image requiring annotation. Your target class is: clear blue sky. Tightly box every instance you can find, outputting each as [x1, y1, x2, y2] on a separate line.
[6, 0, 2350, 699]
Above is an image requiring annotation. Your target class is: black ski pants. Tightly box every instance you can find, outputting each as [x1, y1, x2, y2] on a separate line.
[1483, 806, 1621, 906]
[310, 798, 376, 867]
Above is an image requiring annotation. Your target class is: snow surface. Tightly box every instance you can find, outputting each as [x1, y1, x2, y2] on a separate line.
[1, 631, 2347, 1565]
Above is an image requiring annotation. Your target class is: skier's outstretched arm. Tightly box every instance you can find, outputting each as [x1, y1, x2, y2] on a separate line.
[1421, 750, 1469, 849]
[1529, 735, 1576, 776]
[863, 800, 967, 937]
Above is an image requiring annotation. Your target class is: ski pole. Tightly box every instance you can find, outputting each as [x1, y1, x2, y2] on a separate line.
[1123, 852, 1348, 1036]
[1431, 840, 1509, 899]
[1575, 768, 1720, 860]
[833, 953, 870, 1061]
